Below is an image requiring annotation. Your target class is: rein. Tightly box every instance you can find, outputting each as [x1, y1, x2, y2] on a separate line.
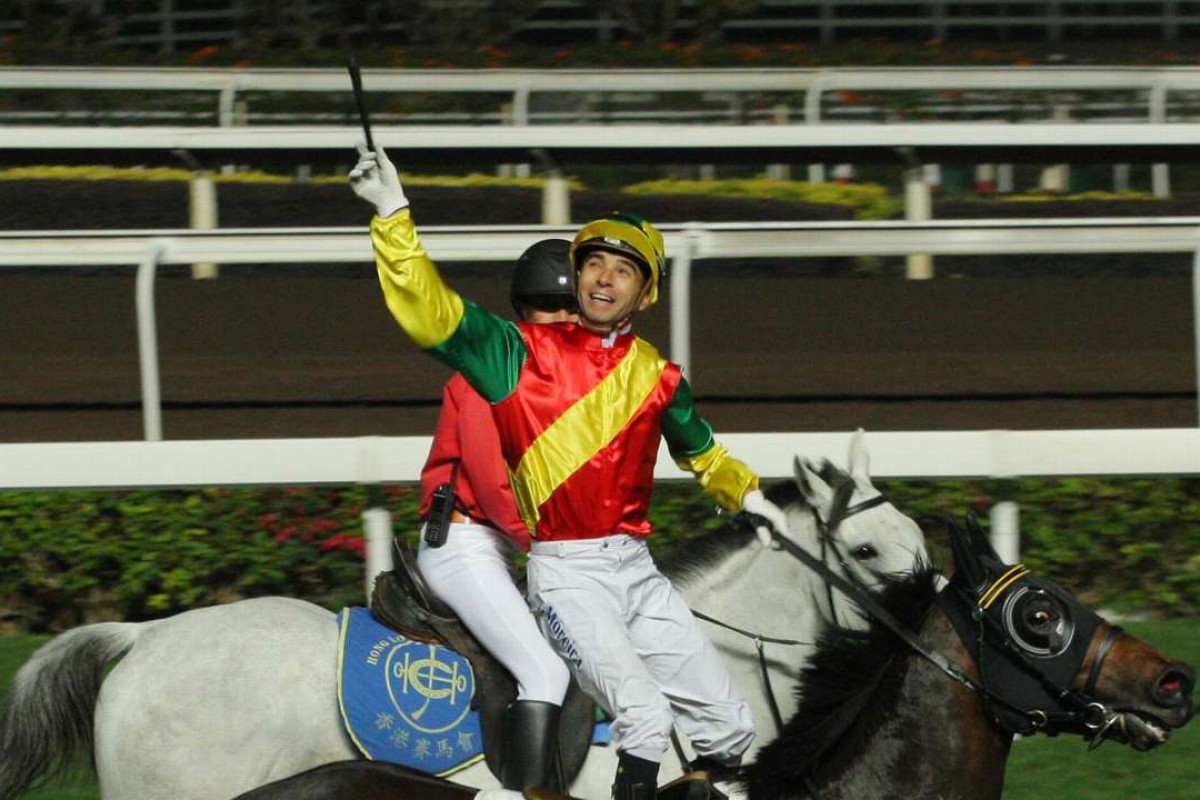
[691, 481, 889, 731]
[774, 524, 1124, 734]
[753, 519, 1130, 799]
[814, 485, 888, 628]
[690, 609, 815, 731]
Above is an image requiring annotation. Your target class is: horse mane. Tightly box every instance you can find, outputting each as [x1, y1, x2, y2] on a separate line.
[742, 565, 940, 796]
[658, 481, 804, 585]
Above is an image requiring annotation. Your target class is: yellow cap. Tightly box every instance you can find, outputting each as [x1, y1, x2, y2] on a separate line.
[570, 212, 666, 307]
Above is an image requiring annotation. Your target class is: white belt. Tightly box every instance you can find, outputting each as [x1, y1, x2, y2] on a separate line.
[529, 534, 639, 557]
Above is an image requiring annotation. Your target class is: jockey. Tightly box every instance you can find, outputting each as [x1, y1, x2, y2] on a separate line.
[350, 144, 791, 800]
[416, 238, 576, 793]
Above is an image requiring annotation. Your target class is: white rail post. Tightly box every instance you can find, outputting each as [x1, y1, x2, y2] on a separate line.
[189, 171, 219, 279]
[904, 165, 933, 280]
[1039, 105, 1071, 193]
[1150, 82, 1171, 199]
[362, 505, 395, 603]
[541, 171, 570, 225]
[996, 164, 1015, 194]
[766, 103, 791, 181]
[669, 228, 700, 383]
[135, 240, 168, 442]
[513, 84, 532, 179]
[990, 501, 1021, 564]
[803, 77, 826, 183]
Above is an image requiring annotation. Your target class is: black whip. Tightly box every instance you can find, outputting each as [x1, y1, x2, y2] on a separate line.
[347, 54, 375, 151]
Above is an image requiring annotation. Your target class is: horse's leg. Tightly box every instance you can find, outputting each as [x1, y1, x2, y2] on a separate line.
[0, 621, 143, 800]
[95, 597, 357, 800]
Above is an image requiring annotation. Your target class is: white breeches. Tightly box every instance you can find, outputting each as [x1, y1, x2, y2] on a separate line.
[527, 535, 754, 765]
[418, 522, 570, 705]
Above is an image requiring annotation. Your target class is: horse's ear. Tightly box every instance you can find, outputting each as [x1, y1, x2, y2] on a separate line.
[847, 428, 870, 482]
[948, 517, 989, 593]
[966, 513, 1004, 563]
[796, 457, 834, 508]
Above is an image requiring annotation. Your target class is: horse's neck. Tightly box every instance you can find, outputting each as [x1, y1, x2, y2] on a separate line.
[678, 511, 825, 637]
[817, 610, 1013, 800]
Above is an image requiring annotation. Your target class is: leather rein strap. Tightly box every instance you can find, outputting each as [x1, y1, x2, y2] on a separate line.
[691, 486, 889, 732]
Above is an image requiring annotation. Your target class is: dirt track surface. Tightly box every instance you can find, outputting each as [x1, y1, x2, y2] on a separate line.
[1, 181, 1196, 442]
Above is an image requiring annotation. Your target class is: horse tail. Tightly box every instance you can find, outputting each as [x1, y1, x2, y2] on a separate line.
[0, 621, 144, 800]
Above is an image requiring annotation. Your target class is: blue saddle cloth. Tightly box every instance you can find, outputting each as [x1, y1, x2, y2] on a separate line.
[336, 607, 485, 776]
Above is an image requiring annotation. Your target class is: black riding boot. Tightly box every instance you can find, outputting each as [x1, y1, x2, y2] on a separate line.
[499, 700, 562, 792]
[611, 751, 659, 800]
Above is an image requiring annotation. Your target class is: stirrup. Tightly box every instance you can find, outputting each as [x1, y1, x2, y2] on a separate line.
[524, 789, 571, 800]
[655, 772, 724, 800]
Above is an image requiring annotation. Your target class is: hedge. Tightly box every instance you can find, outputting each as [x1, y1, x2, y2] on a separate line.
[2, 477, 1198, 633]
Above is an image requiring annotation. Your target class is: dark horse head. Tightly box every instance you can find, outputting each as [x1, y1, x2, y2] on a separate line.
[743, 516, 1194, 800]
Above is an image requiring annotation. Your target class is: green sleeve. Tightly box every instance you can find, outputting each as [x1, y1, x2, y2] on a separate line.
[661, 376, 715, 459]
[427, 301, 527, 403]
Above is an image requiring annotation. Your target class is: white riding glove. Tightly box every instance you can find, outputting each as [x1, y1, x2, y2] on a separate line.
[742, 489, 789, 548]
[348, 142, 408, 218]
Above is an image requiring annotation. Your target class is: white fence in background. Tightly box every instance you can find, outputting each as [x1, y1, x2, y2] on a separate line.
[4, 65, 1200, 126]
[3, 219, 1200, 434]
[3, 66, 1200, 181]
[4, 430, 1200, 491]
[3, 429, 1198, 596]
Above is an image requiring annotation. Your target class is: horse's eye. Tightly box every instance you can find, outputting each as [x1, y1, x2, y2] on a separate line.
[1005, 588, 1074, 657]
[1026, 606, 1055, 628]
[852, 544, 878, 561]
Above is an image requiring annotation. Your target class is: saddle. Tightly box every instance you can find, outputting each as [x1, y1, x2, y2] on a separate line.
[369, 536, 596, 786]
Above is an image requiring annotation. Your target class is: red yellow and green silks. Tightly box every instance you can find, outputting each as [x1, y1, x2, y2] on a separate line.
[371, 210, 758, 539]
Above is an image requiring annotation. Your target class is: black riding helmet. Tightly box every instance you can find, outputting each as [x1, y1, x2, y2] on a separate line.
[511, 238, 575, 316]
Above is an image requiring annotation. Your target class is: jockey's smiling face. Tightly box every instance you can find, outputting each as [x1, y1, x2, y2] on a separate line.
[575, 249, 652, 333]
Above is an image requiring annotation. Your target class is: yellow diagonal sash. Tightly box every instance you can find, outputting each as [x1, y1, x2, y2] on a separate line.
[510, 340, 665, 532]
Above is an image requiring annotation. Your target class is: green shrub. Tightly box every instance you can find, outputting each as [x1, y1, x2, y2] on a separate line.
[877, 477, 1200, 616]
[622, 177, 900, 219]
[0, 484, 417, 631]
[2, 477, 1197, 633]
[0, 165, 584, 190]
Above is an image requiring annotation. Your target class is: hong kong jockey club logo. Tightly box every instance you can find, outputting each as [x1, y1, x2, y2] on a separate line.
[386, 640, 474, 733]
[336, 607, 484, 774]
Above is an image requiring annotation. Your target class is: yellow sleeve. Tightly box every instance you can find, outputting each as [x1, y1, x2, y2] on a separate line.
[675, 441, 759, 512]
[371, 209, 464, 348]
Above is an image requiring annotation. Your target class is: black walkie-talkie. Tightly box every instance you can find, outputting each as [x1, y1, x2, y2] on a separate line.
[423, 459, 461, 548]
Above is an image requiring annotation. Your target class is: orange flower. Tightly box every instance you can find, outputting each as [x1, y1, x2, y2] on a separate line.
[188, 45, 220, 66]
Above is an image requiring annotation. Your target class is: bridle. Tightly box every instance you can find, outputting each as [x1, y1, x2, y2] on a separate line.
[938, 563, 1128, 743]
[812, 478, 889, 629]
[691, 477, 894, 731]
[689, 492, 1136, 799]
[762, 518, 1138, 800]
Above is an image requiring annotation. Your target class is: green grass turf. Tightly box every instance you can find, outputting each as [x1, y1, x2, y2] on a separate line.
[1002, 619, 1200, 800]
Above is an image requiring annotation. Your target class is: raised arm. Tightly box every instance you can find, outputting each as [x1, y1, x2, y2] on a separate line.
[350, 145, 526, 403]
